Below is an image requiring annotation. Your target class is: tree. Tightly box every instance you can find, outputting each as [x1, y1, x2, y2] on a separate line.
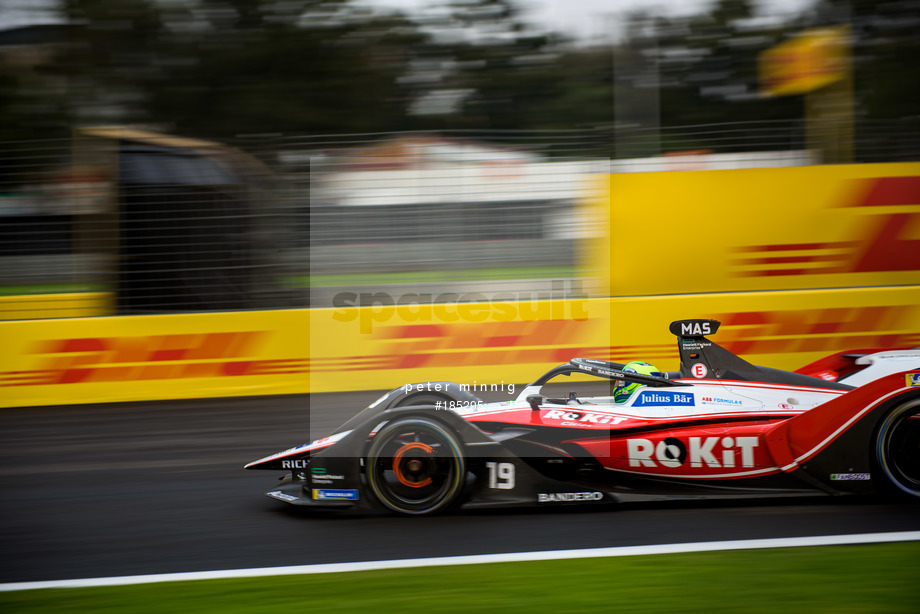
[3, 0, 915, 161]
[395, 0, 595, 131]
[805, 0, 920, 122]
[42, 0, 428, 138]
[146, 8, 426, 136]
[0, 25, 77, 188]
[608, 0, 806, 154]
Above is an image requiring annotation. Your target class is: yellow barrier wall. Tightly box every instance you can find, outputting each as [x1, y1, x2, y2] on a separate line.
[0, 310, 309, 408]
[0, 293, 111, 320]
[604, 163, 920, 296]
[306, 286, 920, 393]
[2, 163, 919, 407]
[3, 287, 918, 407]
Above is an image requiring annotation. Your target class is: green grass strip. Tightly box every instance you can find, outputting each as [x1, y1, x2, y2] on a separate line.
[293, 265, 577, 288]
[0, 267, 577, 294]
[0, 284, 106, 296]
[2, 542, 917, 613]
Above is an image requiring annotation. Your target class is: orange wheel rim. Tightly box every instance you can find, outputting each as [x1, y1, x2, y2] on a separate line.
[393, 442, 434, 488]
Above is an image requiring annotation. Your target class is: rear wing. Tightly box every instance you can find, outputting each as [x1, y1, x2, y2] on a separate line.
[670, 319, 852, 391]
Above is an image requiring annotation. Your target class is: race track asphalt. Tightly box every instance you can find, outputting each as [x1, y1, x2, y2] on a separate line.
[2, 389, 919, 584]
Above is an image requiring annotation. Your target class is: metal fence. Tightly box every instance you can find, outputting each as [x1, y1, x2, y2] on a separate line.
[2, 120, 918, 319]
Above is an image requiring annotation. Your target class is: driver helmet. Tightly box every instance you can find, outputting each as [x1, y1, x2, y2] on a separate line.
[614, 361, 662, 402]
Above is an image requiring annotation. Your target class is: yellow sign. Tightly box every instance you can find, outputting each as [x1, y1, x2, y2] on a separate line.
[3, 163, 920, 407]
[305, 288, 920, 394]
[0, 310, 309, 407]
[310, 296, 610, 394]
[600, 163, 920, 297]
[0, 292, 110, 320]
[2, 289, 919, 406]
[760, 26, 848, 97]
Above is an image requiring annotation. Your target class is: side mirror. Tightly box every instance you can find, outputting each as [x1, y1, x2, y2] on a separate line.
[526, 395, 543, 411]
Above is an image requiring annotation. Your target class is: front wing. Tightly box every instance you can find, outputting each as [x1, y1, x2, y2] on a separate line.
[258, 406, 618, 512]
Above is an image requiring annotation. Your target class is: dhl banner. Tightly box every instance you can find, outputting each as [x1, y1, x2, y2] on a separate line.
[0, 292, 111, 320]
[2, 163, 919, 407]
[598, 163, 920, 297]
[759, 26, 848, 97]
[307, 287, 920, 394]
[3, 287, 918, 407]
[0, 310, 309, 408]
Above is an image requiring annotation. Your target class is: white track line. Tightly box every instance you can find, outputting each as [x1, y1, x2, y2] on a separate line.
[2, 531, 919, 592]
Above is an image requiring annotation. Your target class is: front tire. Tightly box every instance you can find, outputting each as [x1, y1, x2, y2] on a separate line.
[366, 417, 466, 515]
[875, 398, 920, 498]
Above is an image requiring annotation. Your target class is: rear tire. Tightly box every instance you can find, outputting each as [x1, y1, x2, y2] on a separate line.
[366, 417, 465, 515]
[875, 399, 920, 498]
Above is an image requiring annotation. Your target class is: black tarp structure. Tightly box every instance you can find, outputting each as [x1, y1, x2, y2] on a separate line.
[79, 128, 269, 313]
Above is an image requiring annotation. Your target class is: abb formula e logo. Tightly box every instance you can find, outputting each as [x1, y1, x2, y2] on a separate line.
[627, 436, 760, 469]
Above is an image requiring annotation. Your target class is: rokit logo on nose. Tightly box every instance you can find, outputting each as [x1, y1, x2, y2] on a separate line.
[627, 436, 760, 468]
[543, 410, 629, 425]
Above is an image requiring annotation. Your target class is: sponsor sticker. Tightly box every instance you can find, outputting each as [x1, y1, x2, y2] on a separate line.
[538, 492, 604, 503]
[627, 436, 760, 469]
[281, 459, 310, 469]
[681, 340, 712, 350]
[680, 322, 712, 336]
[906, 373, 920, 387]
[312, 488, 359, 501]
[830, 473, 871, 481]
[633, 391, 694, 407]
[268, 491, 300, 503]
[542, 409, 628, 425]
[701, 396, 743, 406]
[310, 473, 346, 484]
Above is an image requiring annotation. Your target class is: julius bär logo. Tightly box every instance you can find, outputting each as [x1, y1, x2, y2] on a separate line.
[0, 332, 307, 386]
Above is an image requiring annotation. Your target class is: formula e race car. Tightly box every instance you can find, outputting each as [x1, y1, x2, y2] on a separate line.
[246, 319, 920, 515]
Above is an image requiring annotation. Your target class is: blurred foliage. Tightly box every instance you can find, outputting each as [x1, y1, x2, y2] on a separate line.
[55, 0, 427, 135]
[811, 0, 920, 120]
[0, 0, 918, 160]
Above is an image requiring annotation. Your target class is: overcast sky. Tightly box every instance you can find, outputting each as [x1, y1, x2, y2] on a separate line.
[370, 0, 815, 40]
[1, 0, 814, 38]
